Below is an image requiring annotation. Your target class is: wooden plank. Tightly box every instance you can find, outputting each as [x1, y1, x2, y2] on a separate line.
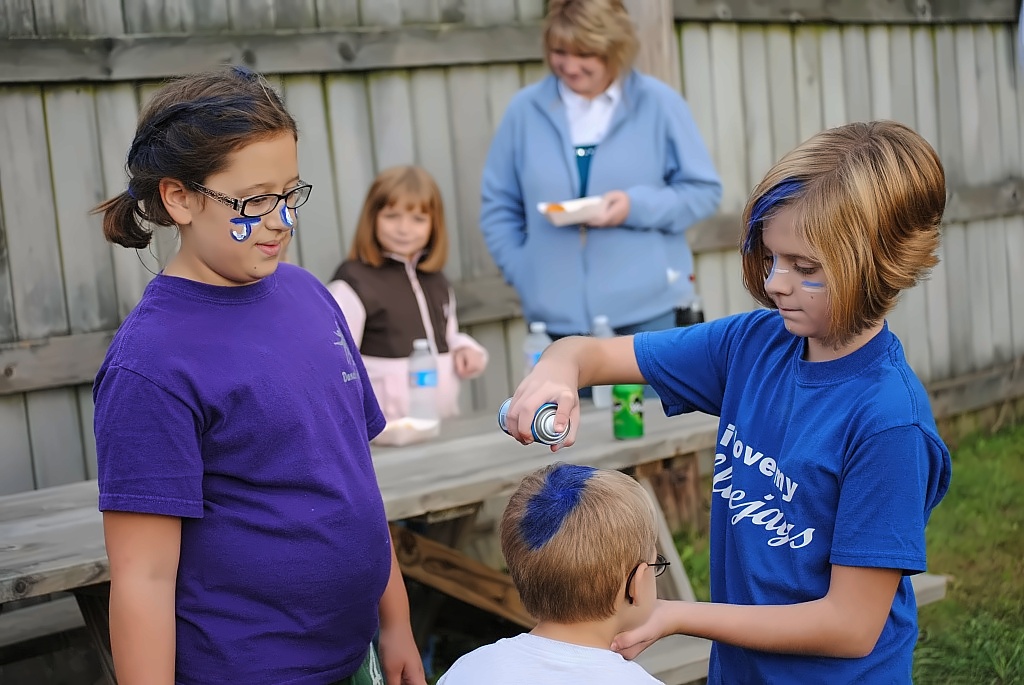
[679, 24, 716, 166]
[0, 0, 36, 36]
[973, 25, 1003, 187]
[1006, 217, 1024, 358]
[272, 0, 317, 29]
[447, 66, 497, 280]
[409, 68, 463, 282]
[463, 320, 510, 412]
[44, 86, 117, 335]
[793, 26, 823, 143]
[0, 594, 83, 648]
[943, 223, 972, 376]
[389, 523, 535, 629]
[368, 70, 416, 170]
[314, 0, 359, 27]
[840, 25, 872, 123]
[0, 88, 68, 340]
[0, 25, 546, 84]
[520, 61, 547, 85]
[928, 353, 1024, 418]
[933, 26, 964, 187]
[281, 75, 345, 283]
[633, 634, 712, 685]
[78, 384, 97, 480]
[956, 26, 984, 184]
[709, 24, 745, 213]
[624, 0, 682, 91]
[765, 25, 797, 162]
[0, 399, 33, 495]
[818, 27, 846, 129]
[30, 0, 123, 36]
[400, 0, 439, 24]
[911, 25, 949, 381]
[739, 27, 773, 187]
[325, 74, 376, 256]
[866, 25, 892, 119]
[463, 0, 517, 27]
[516, 0, 545, 22]
[969, 221, 995, 371]
[360, 0, 401, 26]
[912, 572, 947, 607]
[695, 253, 728, 322]
[504, 316, 528, 387]
[95, 84, 152, 321]
[26, 389, 85, 488]
[994, 24, 1021, 178]
[987, 219, 1014, 364]
[671, 0, 1018, 24]
[638, 478, 696, 602]
[228, 0, 276, 31]
[0, 331, 114, 396]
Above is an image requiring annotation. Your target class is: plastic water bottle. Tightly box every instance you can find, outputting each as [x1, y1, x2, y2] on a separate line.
[522, 321, 552, 377]
[408, 338, 438, 421]
[590, 315, 614, 409]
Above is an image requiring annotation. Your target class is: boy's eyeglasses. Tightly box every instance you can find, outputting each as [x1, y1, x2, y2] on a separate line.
[189, 182, 313, 218]
[625, 554, 670, 604]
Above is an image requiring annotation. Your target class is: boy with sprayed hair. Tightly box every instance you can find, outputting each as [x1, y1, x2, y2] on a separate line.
[439, 463, 668, 684]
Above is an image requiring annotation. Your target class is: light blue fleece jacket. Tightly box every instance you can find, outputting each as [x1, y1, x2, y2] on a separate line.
[480, 70, 722, 336]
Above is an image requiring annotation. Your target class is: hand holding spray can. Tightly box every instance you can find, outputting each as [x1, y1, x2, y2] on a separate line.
[497, 398, 570, 445]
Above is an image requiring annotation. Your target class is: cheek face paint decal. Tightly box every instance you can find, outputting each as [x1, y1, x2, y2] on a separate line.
[764, 254, 789, 286]
[229, 216, 261, 242]
[801, 280, 826, 293]
[280, 204, 296, 237]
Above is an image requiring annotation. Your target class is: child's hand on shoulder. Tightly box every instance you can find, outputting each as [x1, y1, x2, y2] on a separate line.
[453, 346, 487, 379]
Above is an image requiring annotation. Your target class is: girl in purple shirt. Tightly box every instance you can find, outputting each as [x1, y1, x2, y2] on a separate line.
[92, 66, 425, 685]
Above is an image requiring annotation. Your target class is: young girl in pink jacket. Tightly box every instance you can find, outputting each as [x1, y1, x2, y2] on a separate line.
[327, 166, 488, 422]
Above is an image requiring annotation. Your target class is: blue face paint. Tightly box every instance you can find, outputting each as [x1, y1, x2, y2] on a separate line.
[229, 216, 261, 242]
[801, 280, 826, 293]
[520, 464, 597, 551]
[764, 253, 789, 287]
[280, 204, 296, 237]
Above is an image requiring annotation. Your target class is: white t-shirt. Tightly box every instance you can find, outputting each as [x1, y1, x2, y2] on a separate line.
[437, 634, 664, 685]
[557, 79, 622, 146]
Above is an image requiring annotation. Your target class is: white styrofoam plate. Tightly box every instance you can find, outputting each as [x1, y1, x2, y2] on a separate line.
[537, 195, 605, 226]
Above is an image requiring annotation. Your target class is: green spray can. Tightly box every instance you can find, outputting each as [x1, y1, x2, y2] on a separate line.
[612, 384, 644, 440]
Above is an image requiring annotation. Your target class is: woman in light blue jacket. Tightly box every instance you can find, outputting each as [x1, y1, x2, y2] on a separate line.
[481, 0, 722, 338]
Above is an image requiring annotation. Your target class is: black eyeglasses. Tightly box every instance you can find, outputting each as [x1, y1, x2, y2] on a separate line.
[189, 181, 313, 218]
[624, 554, 670, 604]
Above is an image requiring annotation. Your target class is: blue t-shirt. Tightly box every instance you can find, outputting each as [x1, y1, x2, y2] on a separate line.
[94, 264, 390, 685]
[636, 309, 951, 684]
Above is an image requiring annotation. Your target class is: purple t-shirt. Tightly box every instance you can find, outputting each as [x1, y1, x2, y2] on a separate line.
[94, 264, 390, 685]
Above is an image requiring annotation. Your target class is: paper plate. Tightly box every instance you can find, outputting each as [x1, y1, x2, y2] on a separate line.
[537, 196, 605, 227]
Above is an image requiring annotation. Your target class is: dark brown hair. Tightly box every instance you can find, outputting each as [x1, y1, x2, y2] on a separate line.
[348, 165, 449, 273]
[93, 66, 298, 249]
[740, 120, 946, 348]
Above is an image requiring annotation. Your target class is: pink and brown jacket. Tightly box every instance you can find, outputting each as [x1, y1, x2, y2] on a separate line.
[326, 254, 487, 422]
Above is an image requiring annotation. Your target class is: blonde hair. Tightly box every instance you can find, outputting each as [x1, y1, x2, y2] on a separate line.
[543, 0, 639, 81]
[740, 120, 946, 348]
[349, 165, 449, 272]
[500, 464, 657, 623]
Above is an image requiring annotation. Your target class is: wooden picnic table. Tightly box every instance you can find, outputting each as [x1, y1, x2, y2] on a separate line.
[0, 406, 720, 684]
[0, 405, 948, 684]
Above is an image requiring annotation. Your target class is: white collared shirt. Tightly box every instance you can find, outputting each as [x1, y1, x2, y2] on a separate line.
[557, 79, 622, 146]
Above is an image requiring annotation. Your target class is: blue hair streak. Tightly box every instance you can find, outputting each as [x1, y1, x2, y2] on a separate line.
[742, 178, 805, 254]
[520, 464, 597, 551]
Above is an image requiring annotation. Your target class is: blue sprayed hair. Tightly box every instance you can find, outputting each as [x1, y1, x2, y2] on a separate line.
[742, 178, 805, 254]
[519, 464, 597, 551]
[95, 66, 297, 250]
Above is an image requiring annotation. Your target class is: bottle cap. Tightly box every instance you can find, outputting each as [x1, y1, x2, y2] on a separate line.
[529, 321, 547, 334]
[593, 315, 609, 326]
[412, 338, 429, 350]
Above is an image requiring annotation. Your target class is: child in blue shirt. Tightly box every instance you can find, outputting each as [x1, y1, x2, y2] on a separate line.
[501, 120, 952, 684]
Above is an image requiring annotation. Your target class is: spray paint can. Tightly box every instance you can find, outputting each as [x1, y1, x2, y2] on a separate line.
[612, 385, 645, 440]
[497, 398, 570, 445]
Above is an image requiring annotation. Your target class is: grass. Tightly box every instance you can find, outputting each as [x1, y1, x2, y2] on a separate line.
[913, 423, 1024, 684]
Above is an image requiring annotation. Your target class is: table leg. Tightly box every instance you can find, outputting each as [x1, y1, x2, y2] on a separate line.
[72, 583, 116, 685]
